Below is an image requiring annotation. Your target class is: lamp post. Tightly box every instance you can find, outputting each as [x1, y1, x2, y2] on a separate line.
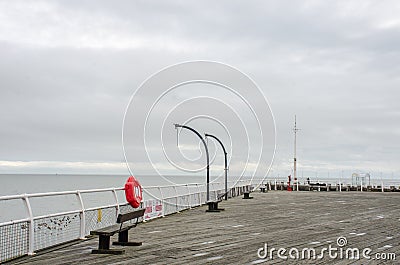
[293, 115, 300, 192]
[174, 124, 210, 202]
[205, 133, 228, 200]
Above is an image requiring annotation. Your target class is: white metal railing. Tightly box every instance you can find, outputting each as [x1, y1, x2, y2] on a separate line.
[0, 179, 252, 263]
[266, 178, 400, 192]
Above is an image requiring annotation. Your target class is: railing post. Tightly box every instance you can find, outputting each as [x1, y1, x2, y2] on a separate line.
[195, 184, 201, 205]
[112, 189, 120, 216]
[210, 182, 216, 200]
[173, 186, 179, 212]
[381, 181, 384, 192]
[360, 179, 363, 192]
[22, 195, 35, 255]
[158, 187, 165, 217]
[274, 179, 277, 190]
[76, 191, 86, 239]
[186, 184, 191, 209]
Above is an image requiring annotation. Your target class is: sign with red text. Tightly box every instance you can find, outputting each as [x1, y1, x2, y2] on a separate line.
[143, 199, 163, 220]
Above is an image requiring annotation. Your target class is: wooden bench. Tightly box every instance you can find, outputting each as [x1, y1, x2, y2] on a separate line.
[206, 193, 226, 212]
[90, 208, 145, 254]
[243, 192, 253, 199]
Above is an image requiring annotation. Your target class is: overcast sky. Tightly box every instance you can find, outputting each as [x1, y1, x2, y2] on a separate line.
[0, 0, 399, 179]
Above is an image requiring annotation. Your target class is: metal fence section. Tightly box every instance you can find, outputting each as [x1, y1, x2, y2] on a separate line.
[34, 213, 81, 251]
[84, 206, 117, 235]
[0, 221, 28, 263]
[0, 180, 252, 263]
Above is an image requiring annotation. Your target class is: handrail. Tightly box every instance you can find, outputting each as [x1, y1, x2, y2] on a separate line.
[0, 188, 124, 201]
[0, 179, 250, 201]
[0, 218, 30, 227]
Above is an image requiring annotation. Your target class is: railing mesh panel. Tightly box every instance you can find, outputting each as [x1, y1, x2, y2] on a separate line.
[34, 213, 80, 250]
[177, 195, 190, 211]
[190, 193, 201, 206]
[85, 206, 116, 235]
[0, 222, 28, 262]
[163, 198, 179, 216]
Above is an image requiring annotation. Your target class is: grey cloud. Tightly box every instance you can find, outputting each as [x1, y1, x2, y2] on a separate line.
[0, 0, 399, 177]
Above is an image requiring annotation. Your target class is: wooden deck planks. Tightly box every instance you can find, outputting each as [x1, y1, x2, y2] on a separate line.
[8, 191, 400, 265]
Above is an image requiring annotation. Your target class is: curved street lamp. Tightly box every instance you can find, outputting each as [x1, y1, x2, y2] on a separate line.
[205, 133, 228, 200]
[174, 124, 210, 202]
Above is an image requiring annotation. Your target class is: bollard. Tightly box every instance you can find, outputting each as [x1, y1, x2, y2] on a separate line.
[243, 192, 253, 199]
[206, 201, 222, 212]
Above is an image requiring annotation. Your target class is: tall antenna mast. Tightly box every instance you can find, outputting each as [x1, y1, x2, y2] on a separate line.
[293, 115, 300, 183]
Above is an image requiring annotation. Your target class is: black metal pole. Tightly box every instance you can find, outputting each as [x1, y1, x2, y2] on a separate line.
[174, 124, 210, 202]
[205, 133, 228, 200]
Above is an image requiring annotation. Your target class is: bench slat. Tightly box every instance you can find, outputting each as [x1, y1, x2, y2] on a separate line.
[90, 223, 136, 237]
[117, 208, 145, 223]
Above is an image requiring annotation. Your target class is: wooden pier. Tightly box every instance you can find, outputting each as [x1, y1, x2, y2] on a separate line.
[8, 191, 399, 264]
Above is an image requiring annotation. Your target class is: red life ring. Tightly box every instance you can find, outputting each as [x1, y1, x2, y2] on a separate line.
[124, 176, 143, 208]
